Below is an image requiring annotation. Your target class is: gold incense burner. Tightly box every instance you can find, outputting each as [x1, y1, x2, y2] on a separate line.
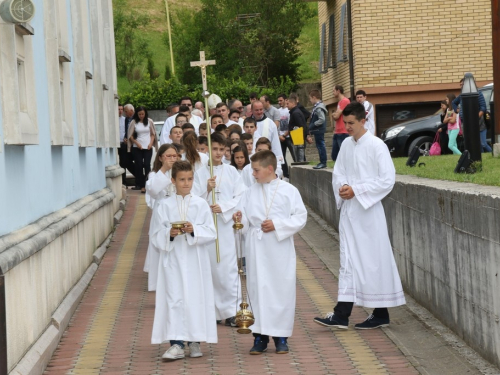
[233, 219, 255, 334]
[171, 221, 187, 230]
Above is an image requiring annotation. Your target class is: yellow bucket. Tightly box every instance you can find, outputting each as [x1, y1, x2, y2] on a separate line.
[290, 127, 304, 145]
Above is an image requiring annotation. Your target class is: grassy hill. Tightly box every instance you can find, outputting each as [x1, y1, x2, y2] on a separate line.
[117, 0, 320, 92]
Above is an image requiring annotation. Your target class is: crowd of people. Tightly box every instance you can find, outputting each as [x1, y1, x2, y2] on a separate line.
[117, 92, 404, 362]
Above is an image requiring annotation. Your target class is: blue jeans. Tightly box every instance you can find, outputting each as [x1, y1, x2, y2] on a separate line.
[313, 132, 327, 165]
[170, 340, 199, 348]
[480, 129, 492, 152]
[331, 133, 349, 161]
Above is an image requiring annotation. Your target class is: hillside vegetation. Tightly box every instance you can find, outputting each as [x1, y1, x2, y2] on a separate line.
[115, 0, 319, 93]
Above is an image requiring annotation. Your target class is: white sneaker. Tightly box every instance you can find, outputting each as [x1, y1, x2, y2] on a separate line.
[162, 344, 185, 361]
[189, 342, 203, 358]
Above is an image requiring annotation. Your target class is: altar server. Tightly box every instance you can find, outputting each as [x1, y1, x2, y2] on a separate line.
[151, 161, 217, 361]
[192, 132, 245, 326]
[234, 150, 307, 355]
[314, 102, 405, 330]
[144, 144, 179, 291]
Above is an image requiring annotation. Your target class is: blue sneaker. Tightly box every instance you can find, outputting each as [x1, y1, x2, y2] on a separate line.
[354, 314, 389, 330]
[313, 312, 349, 329]
[250, 335, 268, 355]
[273, 337, 289, 354]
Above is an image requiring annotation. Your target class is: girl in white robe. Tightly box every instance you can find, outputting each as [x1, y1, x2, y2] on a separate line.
[151, 161, 217, 361]
[313, 102, 405, 331]
[235, 150, 307, 354]
[144, 144, 179, 291]
[192, 133, 245, 324]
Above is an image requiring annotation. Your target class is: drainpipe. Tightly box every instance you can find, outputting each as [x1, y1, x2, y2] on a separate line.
[346, 0, 355, 101]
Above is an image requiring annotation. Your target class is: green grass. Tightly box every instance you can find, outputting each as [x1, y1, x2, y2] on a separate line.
[309, 154, 500, 187]
[297, 3, 320, 83]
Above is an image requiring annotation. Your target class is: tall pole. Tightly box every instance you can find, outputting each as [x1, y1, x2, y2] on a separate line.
[346, 0, 355, 101]
[492, 0, 500, 147]
[164, 0, 175, 76]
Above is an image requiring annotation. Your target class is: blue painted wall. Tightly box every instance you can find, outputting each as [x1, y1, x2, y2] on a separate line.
[0, 0, 118, 236]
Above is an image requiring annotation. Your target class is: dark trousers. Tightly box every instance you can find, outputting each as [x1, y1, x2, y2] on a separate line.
[132, 147, 152, 188]
[313, 132, 327, 165]
[280, 137, 296, 178]
[119, 143, 135, 185]
[334, 301, 389, 320]
[331, 133, 349, 161]
[170, 340, 198, 348]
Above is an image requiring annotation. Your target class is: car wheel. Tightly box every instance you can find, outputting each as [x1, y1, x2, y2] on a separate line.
[408, 136, 433, 156]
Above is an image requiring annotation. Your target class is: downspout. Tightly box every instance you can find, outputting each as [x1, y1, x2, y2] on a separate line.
[346, 0, 355, 101]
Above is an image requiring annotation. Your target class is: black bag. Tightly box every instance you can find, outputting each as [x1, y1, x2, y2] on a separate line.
[406, 146, 421, 167]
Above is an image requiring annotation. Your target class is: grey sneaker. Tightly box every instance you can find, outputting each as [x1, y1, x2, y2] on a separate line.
[189, 342, 203, 358]
[162, 344, 185, 361]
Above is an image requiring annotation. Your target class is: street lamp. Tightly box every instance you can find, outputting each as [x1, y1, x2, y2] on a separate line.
[461, 73, 482, 162]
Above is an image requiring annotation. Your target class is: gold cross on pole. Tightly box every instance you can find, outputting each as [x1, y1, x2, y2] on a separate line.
[190, 51, 220, 263]
[190, 51, 216, 92]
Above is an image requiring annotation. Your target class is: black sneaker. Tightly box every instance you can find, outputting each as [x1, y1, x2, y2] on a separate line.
[313, 312, 349, 329]
[273, 337, 289, 354]
[354, 314, 389, 330]
[313, 163, 327, 169]
[250, 335, 268, 355]
[225, 316, 237, 327]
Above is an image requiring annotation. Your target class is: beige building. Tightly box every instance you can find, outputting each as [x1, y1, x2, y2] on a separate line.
[314, 0, 493, 135]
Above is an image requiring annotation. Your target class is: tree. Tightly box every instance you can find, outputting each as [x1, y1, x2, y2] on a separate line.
[168, 0, 312, 87]
[113, 0, 152, 82]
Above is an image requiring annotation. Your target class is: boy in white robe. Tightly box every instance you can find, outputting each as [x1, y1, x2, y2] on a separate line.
[241, 138, 283, 187]
[151, 161, 217, 361]
[314, 102, 405, 330]
[144, 144, 179, 291]
[192, 132, 245, 326]
[234, 150, 307, 355]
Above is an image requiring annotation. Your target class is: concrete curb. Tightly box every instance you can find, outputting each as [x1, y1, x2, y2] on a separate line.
[9, 198, 128, 375]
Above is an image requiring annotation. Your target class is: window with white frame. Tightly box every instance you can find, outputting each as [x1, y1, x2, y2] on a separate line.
[0, 21, 38, 145]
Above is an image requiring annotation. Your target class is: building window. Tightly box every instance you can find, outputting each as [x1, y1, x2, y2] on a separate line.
[0, 21, 39, 145]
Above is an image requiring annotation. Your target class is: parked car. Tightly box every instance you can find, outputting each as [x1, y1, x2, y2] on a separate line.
[381, 84, 493, 157]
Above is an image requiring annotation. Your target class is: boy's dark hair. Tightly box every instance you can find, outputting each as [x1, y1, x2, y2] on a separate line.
[211, 114, 223, 123]
[355, 90, 367, 97]
[216, 102, 228, 110]
[243, 117, 256, 126]
[179, 105, 190, 113]
[277, 93, 287, 100]
[211, 132, 226, 146]
[241, 133, 253, 141]
[181, 123, 195, 131]
[309, 89, 322, 100]
[250, 150, 277, 171]
[342, 102, 366, 121]
[215, 124, 227, 133]
[229, 109, 240, 118]
[179, 96, 193, 105]
[199, 123, 207, 131]
[170, 125, 182, 134]
[255, 137, 272, 150]
[198, 136, 208, 146]
[334, 85, 344, 94]
[249, 92, 258, 100]
[172, 160, 193, 179]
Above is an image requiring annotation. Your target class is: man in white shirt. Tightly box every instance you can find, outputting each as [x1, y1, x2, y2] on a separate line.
[251, 101, 284, 164]
[355, 90, 376, 135]
[160, 105, 203, 144]
[260, 95, 280, 127]
[216, 102, 238, 126]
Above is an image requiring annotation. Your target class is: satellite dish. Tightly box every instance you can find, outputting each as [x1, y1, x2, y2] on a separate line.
[0, 0, 35, 24]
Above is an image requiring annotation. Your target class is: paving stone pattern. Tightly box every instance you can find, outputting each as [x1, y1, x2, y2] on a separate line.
[44, 191, 417, 375]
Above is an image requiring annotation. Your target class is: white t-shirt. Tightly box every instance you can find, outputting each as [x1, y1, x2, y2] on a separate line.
[133, 122, 151, 149]
[278, 107, 290, 136]
[119, 116, 126, 142]
[363, 100, 376, 135]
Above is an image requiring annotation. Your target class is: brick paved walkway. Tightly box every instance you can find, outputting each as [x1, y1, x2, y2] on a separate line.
[44, 191, 418, 375]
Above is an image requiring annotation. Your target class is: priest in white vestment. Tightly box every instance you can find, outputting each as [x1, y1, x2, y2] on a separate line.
[192, 133, 245, 325]
[314, 102, 405, 331]
[151, 161, 217, 361]
[251, 101, 284, 164]
[234, 150, 307, 355]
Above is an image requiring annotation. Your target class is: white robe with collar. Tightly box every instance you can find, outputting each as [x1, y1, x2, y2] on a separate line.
[238, 178, 307, 337]
[192, 163, 245, 320]
[333, 131, 405, 308]
[160, 115, 204, 144]
[241, 163, 283, 188]
[151, 194, 217, 344]
[144, 170, 175, 291]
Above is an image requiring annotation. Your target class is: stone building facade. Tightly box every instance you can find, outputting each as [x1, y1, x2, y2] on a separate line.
[0, 0, 123, 373]
[316, 0, 493, 135]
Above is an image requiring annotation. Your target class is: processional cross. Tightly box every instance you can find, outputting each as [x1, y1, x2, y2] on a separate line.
[190, 51, 220, 263]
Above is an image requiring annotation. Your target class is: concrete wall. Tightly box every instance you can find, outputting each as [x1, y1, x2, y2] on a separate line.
[291, 165, 500, 368]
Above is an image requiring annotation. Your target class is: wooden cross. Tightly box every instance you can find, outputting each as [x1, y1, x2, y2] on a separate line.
[190, 51, 216, 91]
